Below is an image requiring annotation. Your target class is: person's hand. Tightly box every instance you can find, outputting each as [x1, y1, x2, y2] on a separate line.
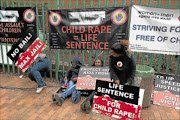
[64, 77, 68, 84]
[72, 77, 78, 82]
[115, 80, 120, 85]
[125, 83, 130, 85]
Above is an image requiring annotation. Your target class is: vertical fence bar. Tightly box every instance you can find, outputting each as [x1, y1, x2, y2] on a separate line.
[48, 0, 53, 79]
[149, 53, 154, 67]
[68, 0, 72, 69]
[36, 0, 39, 36]
[17, 0, 21, 75]
[81, 0, 85, 64]
[55, 0, 60, 79]
[5, 43, 10, 73]
[23, 0, 26, 6]
[74, 0, 78, 58]
[11, 0, 15, 74]
[0, 43, 5, 72]
[156, 0, 163, 73]
[1, 0, 3, 7]
[175, 56, 180, 76]
[6, 0, 10, 74]
[42, 0, 45, 43]
[141, 53, 145, 65]
[122, 0, 126, 6]
[165, 0, 172, 74]
[88, 0, 93, 66]
[166, 55, 171, 74]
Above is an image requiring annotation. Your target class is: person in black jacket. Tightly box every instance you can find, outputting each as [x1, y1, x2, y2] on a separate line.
[109, 42, 136, 85]
[52, 57, 84, 106]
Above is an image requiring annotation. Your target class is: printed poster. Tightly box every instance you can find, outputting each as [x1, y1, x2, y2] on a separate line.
[48, 7, 129, 50]
[153, 73, 180, 109]
[129, 5, 180, 55]
[0, 7, 36, 43]
[92, 80, 144, 120]
[76, 66, 111, 90]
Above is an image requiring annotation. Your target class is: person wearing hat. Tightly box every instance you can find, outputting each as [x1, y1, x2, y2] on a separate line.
[109, 42, 136, 85]
[52, 57, 84, 106]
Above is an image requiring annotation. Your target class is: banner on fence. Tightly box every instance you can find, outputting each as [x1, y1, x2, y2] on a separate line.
[129, 5, 180, 55]
[48, 7, 129, 50]
[76, 66, 111, 90]
[153, 73, 180, 109]
[92, 80, 144, 120]
[0, 7, 37, 43]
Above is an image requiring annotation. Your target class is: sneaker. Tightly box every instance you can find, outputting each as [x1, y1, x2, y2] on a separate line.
[36, 85, 46, 94]
[54, 94, 62, 106]
[85, 101, 91, 114]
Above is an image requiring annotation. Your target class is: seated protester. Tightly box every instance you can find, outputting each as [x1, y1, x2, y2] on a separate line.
[109, 42, 136, 85]
[80, 59, 103, 114]
[28, 53, 50, 93]
[52, 57, 84, 106]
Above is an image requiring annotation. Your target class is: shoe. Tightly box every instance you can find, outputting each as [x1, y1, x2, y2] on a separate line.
[36, 85, 46, 94]
[81, 102, 86, 112]
[54, 94, 62, 106]
[52, 94, 57, 103]
[85, 101, 91, 114]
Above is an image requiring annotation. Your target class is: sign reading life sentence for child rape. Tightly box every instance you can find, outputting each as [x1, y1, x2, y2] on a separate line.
[92, 80, 144, 120]
[153, 73, 180, 109]
[129, 5, 180, 55]
[0, 7, 36, 43]
[48, 7, 129, 50]
[76, 66, 111, 90]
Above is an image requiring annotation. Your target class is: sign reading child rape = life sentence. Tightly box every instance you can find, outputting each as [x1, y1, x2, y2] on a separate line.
[153, 73, 180, 109]
[48, 7, 129, 50]
[129, 5, 180, 55]
[92, 80, 144, 120]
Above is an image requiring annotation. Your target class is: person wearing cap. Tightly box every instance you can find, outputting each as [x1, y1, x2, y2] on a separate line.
[52, 57, 84, 106]
[28, 53, 50, 93]
[109, 42, 136, 85]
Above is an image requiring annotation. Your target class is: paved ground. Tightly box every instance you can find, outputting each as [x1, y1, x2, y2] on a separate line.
[0, 73, 179, 120]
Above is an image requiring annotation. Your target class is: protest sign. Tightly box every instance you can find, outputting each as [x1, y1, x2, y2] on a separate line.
[76, 66, 111, 90]
[7, 31, 37, 63]
[129, 5, 180, 55]
[92, 80, 144, 120]
[153, 73, 180, 109]
[0, 7, 36, 43]
[15, 38, 46, 72]
[48, 7, 129, 50]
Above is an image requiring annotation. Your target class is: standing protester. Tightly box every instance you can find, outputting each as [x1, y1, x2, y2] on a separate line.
[81, 59, 103, 114]
[52, 57, 84, 106]
[28, 53, 50, 93]
[109, 42, 136, 85]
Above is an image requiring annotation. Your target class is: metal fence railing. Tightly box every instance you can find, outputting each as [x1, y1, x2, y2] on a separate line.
[0, 0, 179, 80]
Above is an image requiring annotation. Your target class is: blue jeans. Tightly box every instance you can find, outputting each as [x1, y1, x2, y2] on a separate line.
[28, 58, 50, 88]
[60, 80, 76, 102]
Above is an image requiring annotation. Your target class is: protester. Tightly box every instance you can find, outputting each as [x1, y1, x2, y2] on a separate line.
[52, 57, 84, 106]
[28, 53, 50, 93]
[109, 42, 136, 85]
[80, 59, 103, 114]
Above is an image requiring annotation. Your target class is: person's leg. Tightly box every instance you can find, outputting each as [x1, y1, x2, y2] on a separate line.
[81, 91, 95, 113]
[30, 58, 49, 88]
[61, 80, 76, 101]
[54, 80, 76, 106]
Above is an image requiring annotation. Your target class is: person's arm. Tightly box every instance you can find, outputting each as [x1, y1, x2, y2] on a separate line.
[109, 57, 119, 84]
[125, 56, 136, 85]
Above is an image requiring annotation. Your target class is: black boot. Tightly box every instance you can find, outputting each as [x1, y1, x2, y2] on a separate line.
[81, 101, 86, 112]
[85, 101, 91, 114]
